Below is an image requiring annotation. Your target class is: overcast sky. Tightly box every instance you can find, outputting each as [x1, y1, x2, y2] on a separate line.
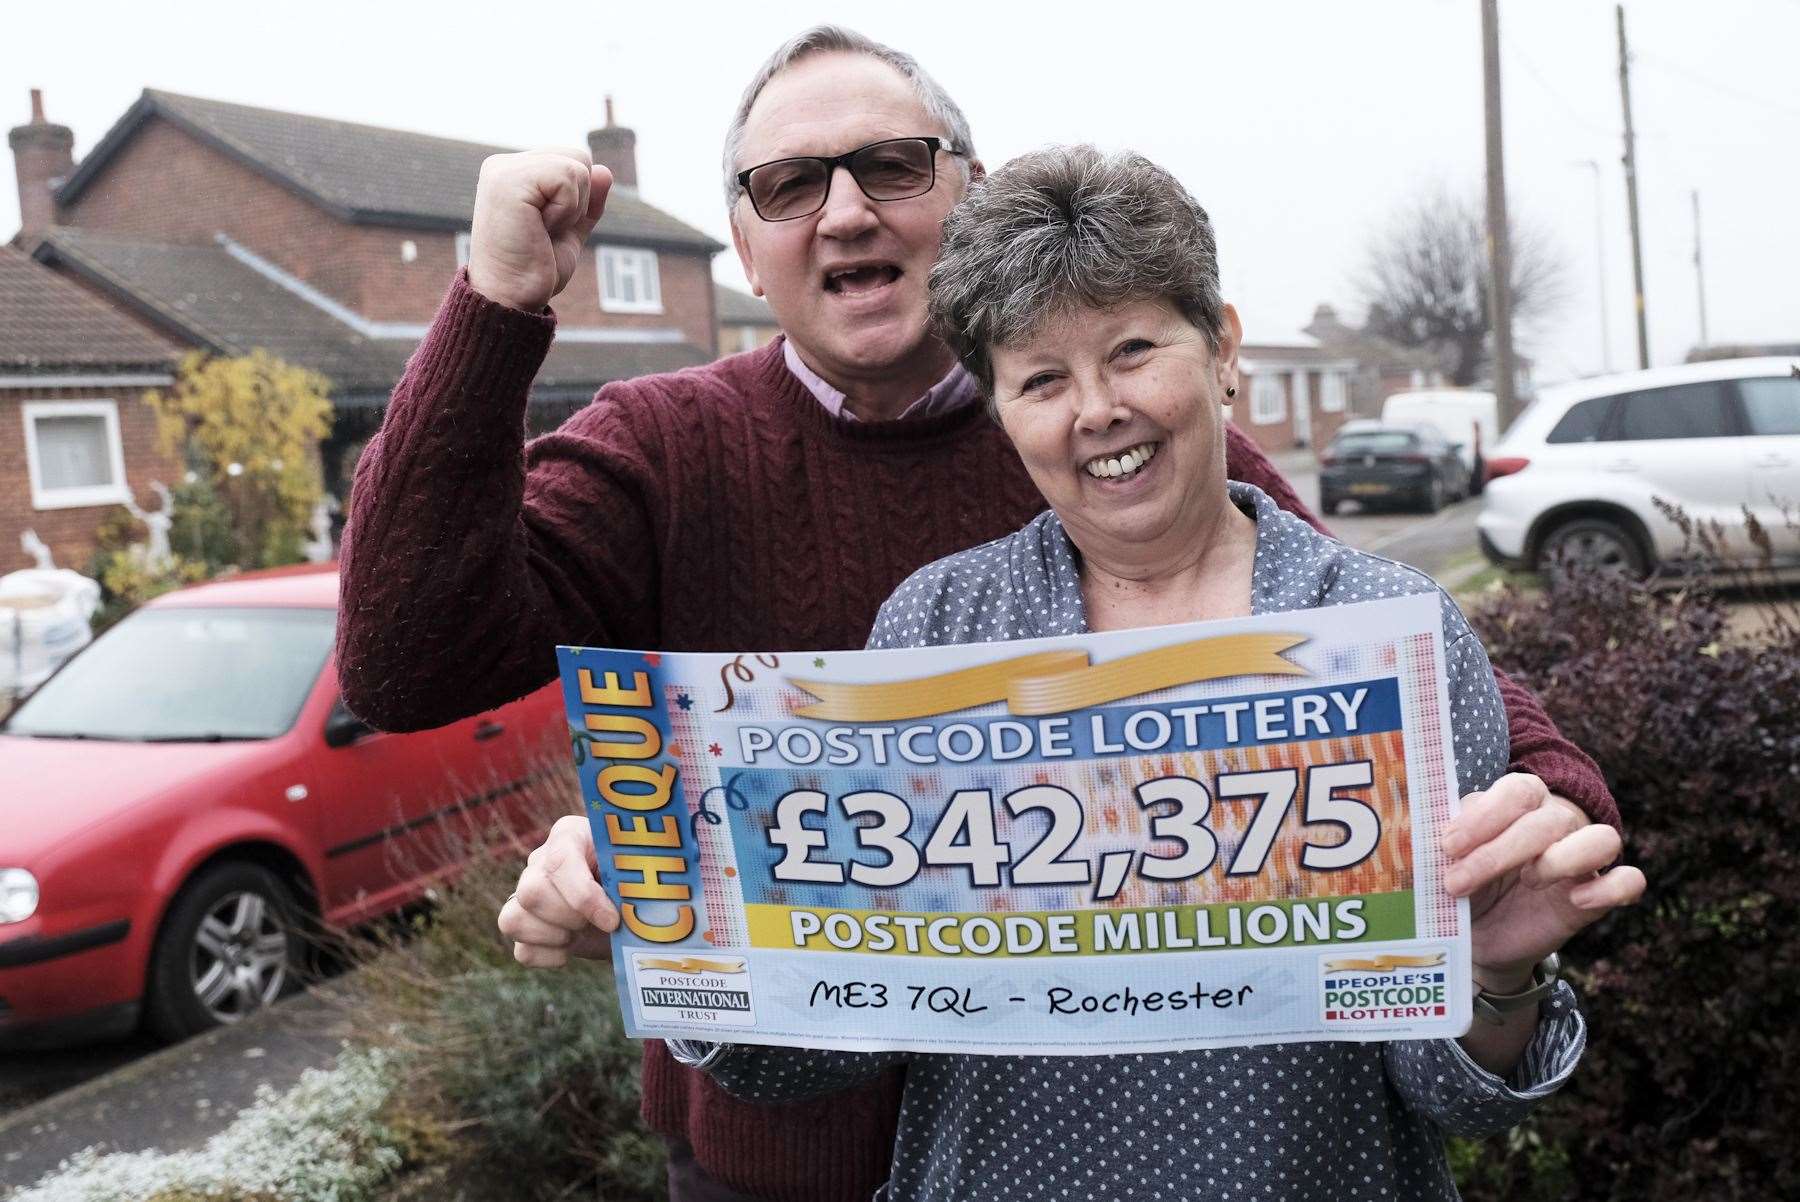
[5, 0, 1795, 384]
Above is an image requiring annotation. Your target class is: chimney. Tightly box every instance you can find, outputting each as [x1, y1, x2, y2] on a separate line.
[9, 89, 75, 245]
[587, 95, 638, 190]
[1304, 302, 1345, 341]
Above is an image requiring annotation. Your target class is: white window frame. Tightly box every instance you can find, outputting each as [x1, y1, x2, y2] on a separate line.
[598, 246, 663, 314]
[455, 232, 472, 269]
[1319, 372, 1347, 413]
[22, 399, 131, 510]
[1290, 370, 1313, 443]
[1249, 375, 1287, 426]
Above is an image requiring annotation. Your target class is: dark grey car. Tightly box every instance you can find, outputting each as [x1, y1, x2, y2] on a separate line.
[1319, 425, 1470, 514]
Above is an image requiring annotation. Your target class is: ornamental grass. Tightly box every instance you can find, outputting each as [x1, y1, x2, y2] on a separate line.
[319, 757, 667, 1202]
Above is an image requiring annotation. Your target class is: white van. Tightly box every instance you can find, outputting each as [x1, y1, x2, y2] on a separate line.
[1381, 389, 1499, 480]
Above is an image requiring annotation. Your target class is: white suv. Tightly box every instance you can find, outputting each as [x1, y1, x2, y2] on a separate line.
[1478, 357, 1800, 577]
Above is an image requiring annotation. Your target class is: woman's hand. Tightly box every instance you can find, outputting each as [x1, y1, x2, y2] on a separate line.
[1440, 774, 1643, 1076]
[1443, 774, 1646, 992]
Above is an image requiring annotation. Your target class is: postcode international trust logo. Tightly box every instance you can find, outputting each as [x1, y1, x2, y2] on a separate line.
[630, 953, 758, 1028]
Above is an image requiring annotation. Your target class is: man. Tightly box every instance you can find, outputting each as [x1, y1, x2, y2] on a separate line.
[338, 25, 1622, 1202]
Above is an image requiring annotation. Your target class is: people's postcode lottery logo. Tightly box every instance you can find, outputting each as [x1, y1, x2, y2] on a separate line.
[630, 952, 757, 1028]
[1318, 951, 1449, 1026]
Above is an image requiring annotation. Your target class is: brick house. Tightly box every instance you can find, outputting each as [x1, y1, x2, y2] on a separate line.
[9, 88, 726, 509]
[0, 239, 183, 572]
[1302, 303, 1450, 419]
[715, 283, 779, 355]
[1230, 331, 1359, 456]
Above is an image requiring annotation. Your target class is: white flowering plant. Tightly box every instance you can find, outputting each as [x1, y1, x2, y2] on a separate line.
[6, 1049, 410, 1202]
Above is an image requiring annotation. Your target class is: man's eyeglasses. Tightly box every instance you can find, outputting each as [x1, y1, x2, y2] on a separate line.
[736, 136, 964, 222]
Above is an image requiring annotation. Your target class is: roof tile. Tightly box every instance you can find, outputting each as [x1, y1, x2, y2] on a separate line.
[714, 283, 776, 325]
[35, 229, 708, 400]
[0, 244, 178, 372]
[66, 89, 723, 253]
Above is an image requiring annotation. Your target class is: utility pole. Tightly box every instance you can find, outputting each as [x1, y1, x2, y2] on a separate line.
[1481, 0, 1520, 429]
[1691, 189, 1709, 349]
[1617, 3, 1650, 368]
[1579, 159, 1613, 372]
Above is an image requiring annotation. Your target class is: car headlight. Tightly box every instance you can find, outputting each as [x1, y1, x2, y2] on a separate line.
[0, 869, 39, 924]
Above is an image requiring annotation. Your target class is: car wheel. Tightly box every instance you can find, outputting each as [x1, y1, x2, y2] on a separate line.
[1422, 475, 1445, 514]
[144, 862, 302, 1042]
[1537, 517, 1649, 581]
[1321, 494, 1340, 516]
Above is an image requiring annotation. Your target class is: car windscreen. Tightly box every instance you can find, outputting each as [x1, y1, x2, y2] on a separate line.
[1330, 432, 1419, 455]
[4, 607, 335, 742]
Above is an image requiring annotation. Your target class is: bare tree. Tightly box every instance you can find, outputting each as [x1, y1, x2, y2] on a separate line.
[1358, 186, 1566, 386]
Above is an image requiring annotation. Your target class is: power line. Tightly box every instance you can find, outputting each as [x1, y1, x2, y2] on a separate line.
[1634, 50, 1800, 119]
[1499, 31, 1616, 140]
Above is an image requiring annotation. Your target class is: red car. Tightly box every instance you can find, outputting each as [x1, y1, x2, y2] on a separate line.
[0, 564, 566, 1049]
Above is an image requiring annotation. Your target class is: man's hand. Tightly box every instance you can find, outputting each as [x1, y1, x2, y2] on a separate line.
[467, 149, 611, 312]
[498, 814, 618, 967]
[1443, 773, 1646, 990]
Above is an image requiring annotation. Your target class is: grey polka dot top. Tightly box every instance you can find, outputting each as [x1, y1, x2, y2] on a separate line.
[687, 483, 1585, 1201]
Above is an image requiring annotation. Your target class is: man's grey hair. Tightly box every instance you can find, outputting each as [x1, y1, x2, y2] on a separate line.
[721, 24, 977, 210]
[929, 145, 1228, 399]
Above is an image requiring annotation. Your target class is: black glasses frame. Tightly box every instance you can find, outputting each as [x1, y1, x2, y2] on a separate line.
[735, 136, 962, 222]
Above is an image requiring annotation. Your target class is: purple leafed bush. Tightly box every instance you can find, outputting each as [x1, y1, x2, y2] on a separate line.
[1454, 532, 1800, 1200]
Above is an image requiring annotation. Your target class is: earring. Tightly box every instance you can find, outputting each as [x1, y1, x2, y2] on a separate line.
[1225, 386, 1237, 399]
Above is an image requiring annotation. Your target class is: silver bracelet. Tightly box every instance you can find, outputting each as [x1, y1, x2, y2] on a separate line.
[666, 1038, 734, 1070]
[1472, 952, 1562, 1024]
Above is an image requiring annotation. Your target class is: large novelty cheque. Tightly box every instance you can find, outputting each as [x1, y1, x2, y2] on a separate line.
[557, 593, 1471, 1057]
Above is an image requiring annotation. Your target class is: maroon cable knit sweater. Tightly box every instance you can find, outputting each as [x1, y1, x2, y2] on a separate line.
[338, 271, 1620, 1202]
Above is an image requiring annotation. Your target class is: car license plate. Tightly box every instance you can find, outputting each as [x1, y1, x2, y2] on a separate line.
[1349, 483, 1390, 495]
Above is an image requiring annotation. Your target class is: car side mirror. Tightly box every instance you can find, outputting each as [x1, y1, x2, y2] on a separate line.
[1451, 441, 1466, 452]
[324, 703, 375, 748]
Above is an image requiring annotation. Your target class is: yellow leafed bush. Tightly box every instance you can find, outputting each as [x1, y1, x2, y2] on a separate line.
[146, 351, 333, 569]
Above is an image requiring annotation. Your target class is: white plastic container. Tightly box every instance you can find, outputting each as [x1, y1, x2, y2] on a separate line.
[0, 569, 102, 703]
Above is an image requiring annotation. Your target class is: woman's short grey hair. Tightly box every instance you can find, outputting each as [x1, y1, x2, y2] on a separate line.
[721, 24, 977, 210]
[930, 145, 1228, 398]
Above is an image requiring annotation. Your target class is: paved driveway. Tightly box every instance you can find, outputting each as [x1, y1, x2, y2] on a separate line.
[0, 992, 344, 1190]
[1278, 453, 1484, 581]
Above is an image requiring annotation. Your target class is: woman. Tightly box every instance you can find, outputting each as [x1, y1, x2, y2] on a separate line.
[690, 146, 1644, 1200]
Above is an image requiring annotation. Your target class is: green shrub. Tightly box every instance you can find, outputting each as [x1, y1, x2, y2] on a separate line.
[85, 475, 237, 633]
[164, 473, 242, 571]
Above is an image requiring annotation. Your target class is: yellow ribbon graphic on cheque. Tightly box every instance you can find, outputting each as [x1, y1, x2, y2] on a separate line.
[789, 634, 1308, 722]
[637, 957, 748, 975]
[1324, 953, 1447, 972]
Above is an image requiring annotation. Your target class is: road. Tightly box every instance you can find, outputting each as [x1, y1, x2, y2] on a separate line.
[1279, 455, 1484, 582]
[0, 1030, 165, 1115]
[0, 994, 344, 1190]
